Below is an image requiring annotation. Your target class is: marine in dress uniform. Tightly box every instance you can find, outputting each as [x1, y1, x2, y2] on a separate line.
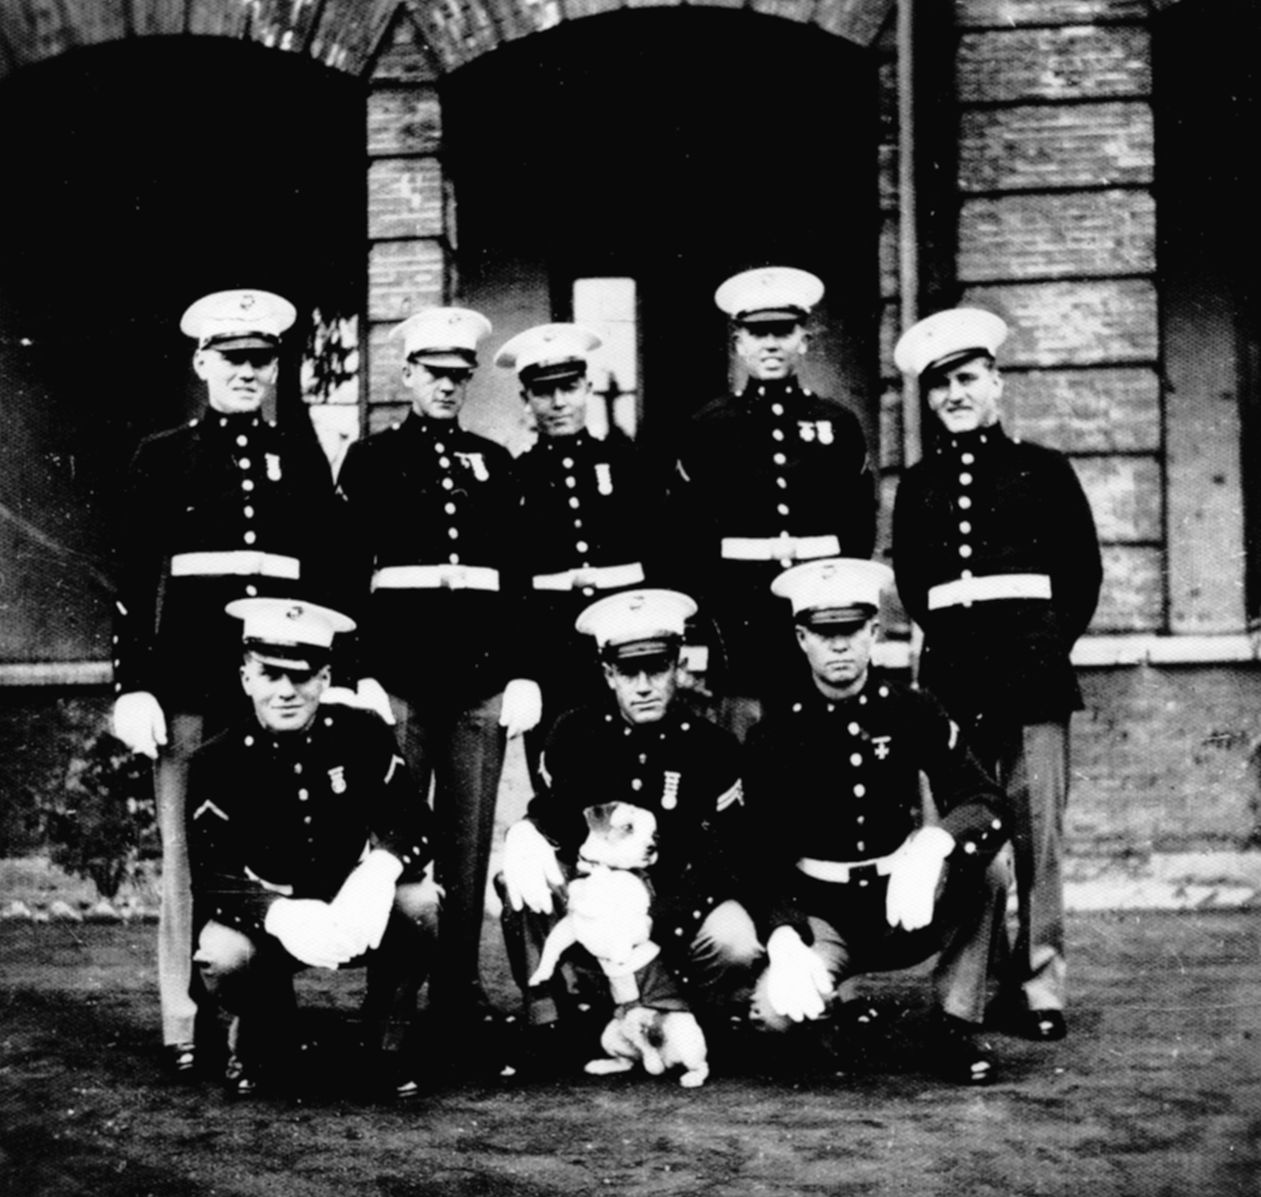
[671, 266, 876, 738]
[741, 558, 1011, 1083]
[335, 306, 538, 1019]
[188, 599, 437, 1100]
[498, 589, 760, 1063]
[891, 308, 1103, 1042]
[110, 289, 340, 1071]
[496, 323, 672, 778]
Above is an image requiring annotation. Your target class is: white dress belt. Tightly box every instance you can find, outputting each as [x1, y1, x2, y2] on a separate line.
[169, 550, 301, 580]
[720, 534, 841, 563]
[531, 562, 646, 591]
[371, 564, 500, 592]
[927, 572, 1053, 611]
[796, 854, 897, 884]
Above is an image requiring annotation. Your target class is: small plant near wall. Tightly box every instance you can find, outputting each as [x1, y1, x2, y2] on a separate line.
[47, 731, 157, 902]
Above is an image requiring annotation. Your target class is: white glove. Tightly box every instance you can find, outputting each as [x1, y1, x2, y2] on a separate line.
[329, 849, 403, 954]
[764, 927, 833, 1023]
[884, 826, 956, 932]
[499, 678, 542, 738]
[263, 898, 361, 969]
[112, 691, 168, 759]
[318, 678, 396, 725]
[356, 677, 396, 724]
[502, 820, 564, 914]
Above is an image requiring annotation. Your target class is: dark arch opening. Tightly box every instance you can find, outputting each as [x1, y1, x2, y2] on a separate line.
[0, 37, 364, 663]
[443, 9, 881, 463]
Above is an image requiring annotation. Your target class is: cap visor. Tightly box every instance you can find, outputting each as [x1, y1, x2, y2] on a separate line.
[245, 643, 327, 673]
[408, 350, 477, 368]
[522, 362, 587, 386]
[604, 637, 678, 662]
[203, 334, 280, 352]
[736, 308, 806, 326]
[797, 606, 875, 634]
[921, 348, 994, 380]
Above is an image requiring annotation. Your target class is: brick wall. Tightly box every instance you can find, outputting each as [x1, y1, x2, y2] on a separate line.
[1074, 665, 1261, 852]
[946, 0, 1171, 635]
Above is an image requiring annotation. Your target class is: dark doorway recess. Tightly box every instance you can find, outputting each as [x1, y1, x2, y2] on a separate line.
[443, 9, 881, 461]
[1154, 0, 1261, 626]
[0, 38, 364, 663]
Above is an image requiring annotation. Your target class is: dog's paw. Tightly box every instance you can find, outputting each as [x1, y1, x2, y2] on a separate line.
[584, 1057, 635, 1076]
[678, 1066, 709, 1088]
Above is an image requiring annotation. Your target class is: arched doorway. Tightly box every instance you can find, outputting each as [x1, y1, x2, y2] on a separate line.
[0, 37, 364, 664]
[441, 9, 882, 463]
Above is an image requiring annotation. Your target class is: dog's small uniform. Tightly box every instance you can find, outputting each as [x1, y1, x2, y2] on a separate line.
[529, 828, 709, 1087]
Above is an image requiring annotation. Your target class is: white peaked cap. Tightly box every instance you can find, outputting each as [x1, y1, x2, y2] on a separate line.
[574, 589, 698, 653]
[181, 289, 297, 349]
[714, 266, 824, 323]
[893, 307, 1009, 377]
[770, 558, 894, 621]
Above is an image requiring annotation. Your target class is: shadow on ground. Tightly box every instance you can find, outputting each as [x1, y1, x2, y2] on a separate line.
[1, 910, 1258, 1197]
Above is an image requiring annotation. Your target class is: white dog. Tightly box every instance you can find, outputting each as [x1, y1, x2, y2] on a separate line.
[528, 802, 709, 1087]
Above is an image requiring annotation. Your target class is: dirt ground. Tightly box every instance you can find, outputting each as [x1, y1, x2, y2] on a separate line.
[1, 908, 1258, 1197]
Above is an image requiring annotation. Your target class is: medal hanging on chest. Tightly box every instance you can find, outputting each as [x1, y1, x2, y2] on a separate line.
[594, 462, 614, 496]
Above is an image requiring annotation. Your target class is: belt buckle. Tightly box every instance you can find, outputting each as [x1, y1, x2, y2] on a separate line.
[776, 535, 797, 569]
[571, 567, 597, 590]
[847, 863, 880, 886]
[442, 566, 467, 590]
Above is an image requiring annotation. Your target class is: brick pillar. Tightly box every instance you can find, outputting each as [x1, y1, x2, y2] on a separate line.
[364, 13, 451, 434]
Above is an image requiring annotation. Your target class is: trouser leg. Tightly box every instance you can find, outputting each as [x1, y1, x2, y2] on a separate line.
[932, 856, 1011, 1024]
[429, 692, 506, 999]
[362, 880, 440, 1053]
[686, 900, 764, 1011]
[495, 871, 585, 1026]
[194, 920, 299, 1068]
[997, 721, 1069, 1011]
[156, 711, 204, 1047]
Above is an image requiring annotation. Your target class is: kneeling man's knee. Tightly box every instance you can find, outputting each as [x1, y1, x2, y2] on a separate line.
[194, 920, 255, 984]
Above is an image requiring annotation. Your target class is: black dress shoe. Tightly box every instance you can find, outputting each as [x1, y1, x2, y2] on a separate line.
[929, 1014, 995, 1085]
[1025, 1009, 1067, 1041]
[168, 1042, 198, 1076]
[223, 1053, 259, 1097]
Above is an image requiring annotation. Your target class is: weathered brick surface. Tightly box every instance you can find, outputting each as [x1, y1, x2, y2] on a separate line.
[479, 0, 560, 42]
[1073, 664, 1261, 852]
[1164, 294, 1247, 636]
[815, 0, 895, 45]
[368, 86, 442, 156]
[1096, 545, 1163, 632]
[879, 384, 904, 470]
[751, 0, 815, 24]
[367, 239, 446, 321]
[70, 0, 133, 43]
[958, 190, 1155, 283]
[127, 2, 188, 38]
[961, 280, 1158, 368]
[879, 216, 899, 298]
[370, 8, 442, 82]
[563, 0, 632, 18]
[367, 401, 413, 434]
[367, 323, 409, 407]
[958, 102, 1154, 193]
[957, 25, 1150, 103]
[368, 158, 445, 239]
[878, 142, 899, 210]
[1005, 368, 1161, 454]
[1074, 454, 1162, 544]
[955, 0, 1150, 26]
[410, 0, 501, 72]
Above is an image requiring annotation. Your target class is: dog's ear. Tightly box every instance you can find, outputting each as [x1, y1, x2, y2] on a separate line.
[582, 803, 617, 833]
